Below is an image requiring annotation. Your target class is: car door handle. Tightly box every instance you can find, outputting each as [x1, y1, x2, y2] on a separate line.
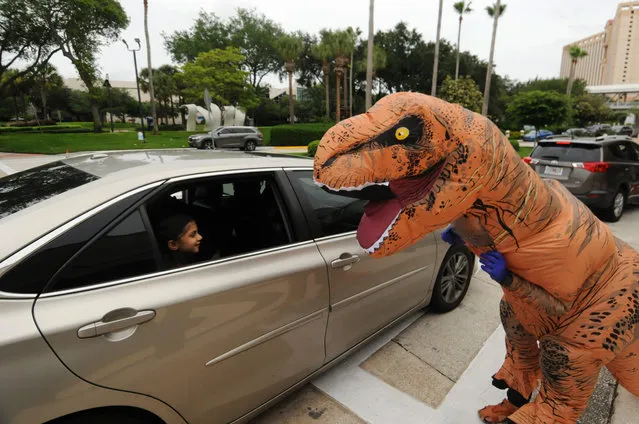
[331, 254, 360, 270]
[77, 310, 156, 339]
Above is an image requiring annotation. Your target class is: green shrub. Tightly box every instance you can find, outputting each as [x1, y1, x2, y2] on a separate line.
[307, 140, 320, 157]
[258, 127, 272, 144]
[270, 123, 333, 146]
[510, 139, 520, 151]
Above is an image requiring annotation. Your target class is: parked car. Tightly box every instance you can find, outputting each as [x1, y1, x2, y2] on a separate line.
[188, 126, 262, 151]
[586, 123, 613, 136]
[612, 125, 636, 137]
[523, 129, 553, 141]
[523, 136, 639, 221]
[0, 150, 479, 424]
[562, 128, 589, 137]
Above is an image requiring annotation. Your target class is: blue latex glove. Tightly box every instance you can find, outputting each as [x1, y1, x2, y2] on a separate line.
[479, 251, 510, 285]
[441, 225, 464, 245]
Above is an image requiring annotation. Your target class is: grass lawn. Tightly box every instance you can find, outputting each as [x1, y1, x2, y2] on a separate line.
[0, 131, 192, 154]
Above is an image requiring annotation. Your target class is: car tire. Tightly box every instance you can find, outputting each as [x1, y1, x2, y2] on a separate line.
[601, 188, 626, 222]
[430, 244, 474, 313]
[244, 140, 257, 151]
[47, 407, 162, 424]
[202, 140, 213, 150]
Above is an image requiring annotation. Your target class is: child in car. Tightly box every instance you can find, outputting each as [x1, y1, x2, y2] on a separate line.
[158, 213, 204, 269]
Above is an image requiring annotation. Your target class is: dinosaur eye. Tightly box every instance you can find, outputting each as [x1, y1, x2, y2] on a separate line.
[395, 127, 409, 141]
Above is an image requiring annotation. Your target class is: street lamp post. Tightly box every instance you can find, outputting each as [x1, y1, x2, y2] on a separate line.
[122, 38, 145, 141]
[102, 73, 114, 133]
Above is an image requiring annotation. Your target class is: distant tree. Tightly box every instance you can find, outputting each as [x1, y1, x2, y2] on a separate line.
[143, 0, 159, 134]
[162, 11, 229, 63]
[453, 1, 473, 80]
[439, 75, 483, 113]
[311, 30, 335, 119]
[181, 47, 259, 109]
[567, 46, 588, 96]
[482, 1, 506, 116]
[276, 33, 304, 124]
[513, 77, 587, 97]
[572, 94, 613, 127]
[506, 90, 570, 130]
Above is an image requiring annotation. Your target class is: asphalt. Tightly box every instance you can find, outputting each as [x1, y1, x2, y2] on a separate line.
[1, 151, 637, 424]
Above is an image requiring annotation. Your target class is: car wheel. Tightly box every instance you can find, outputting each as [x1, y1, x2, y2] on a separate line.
[47, 408, 162, 424]
[601, 189, 626, 222]
[430, 244, 474, 313]
[202, 140, 213, 150]
[244, 140, 257, 151]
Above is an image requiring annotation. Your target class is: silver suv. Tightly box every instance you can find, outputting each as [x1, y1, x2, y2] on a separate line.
[0, 149, 478, 424]
[188, 126, 262, 151]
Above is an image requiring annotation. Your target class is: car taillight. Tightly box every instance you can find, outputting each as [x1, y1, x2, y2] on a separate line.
[523, 157, 532, 164]
[574, 162, 609, 173]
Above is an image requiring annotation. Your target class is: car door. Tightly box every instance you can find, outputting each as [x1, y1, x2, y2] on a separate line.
[285, 168, 438, 362]
[215, 128, 233, 148]
[627, 141, 639, 203]
[32, 171, 330, 424]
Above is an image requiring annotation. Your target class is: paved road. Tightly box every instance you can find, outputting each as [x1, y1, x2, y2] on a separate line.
[1, 151, 637, 423]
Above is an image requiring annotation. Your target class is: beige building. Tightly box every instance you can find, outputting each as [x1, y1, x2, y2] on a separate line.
[560, 1, 639, 86]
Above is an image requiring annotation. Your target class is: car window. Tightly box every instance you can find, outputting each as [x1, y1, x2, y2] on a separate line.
[531, 144, 601, 162]
[48, 209, 158, 292]
[628, 142, 639, 161]
[607, 143, 632, 161]
[219, 128, 231, 135]
[0, 188, 152, 295]
[0, 161, 99, 220]
[287, 170, 365, 238]
[145, 173, 292, 271]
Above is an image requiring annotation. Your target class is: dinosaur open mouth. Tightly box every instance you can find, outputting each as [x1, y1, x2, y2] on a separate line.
[318, 159, 447, 252]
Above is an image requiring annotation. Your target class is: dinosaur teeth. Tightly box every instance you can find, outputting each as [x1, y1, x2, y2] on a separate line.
[366, 210, 401, 254]
[314, 180, 390, 191]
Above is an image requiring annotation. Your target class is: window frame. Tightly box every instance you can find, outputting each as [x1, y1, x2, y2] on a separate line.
[37, 168, 313, 297]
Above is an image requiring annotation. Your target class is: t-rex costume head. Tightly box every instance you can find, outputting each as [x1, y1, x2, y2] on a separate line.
[314, 92, 512, 257]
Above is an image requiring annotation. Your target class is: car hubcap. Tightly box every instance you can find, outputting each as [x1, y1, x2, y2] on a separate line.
[204, 142, 212, 150]
[247, 142, 255, 151]
[440, 252, 470, 304]
[614, 193, 624, 217]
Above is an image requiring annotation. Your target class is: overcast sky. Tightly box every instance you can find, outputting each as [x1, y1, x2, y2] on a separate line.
[49, 0, 621, 87]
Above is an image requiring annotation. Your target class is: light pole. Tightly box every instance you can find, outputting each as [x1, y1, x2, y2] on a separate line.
[122, 38, 145, 140]
[102, 73, 114, 133]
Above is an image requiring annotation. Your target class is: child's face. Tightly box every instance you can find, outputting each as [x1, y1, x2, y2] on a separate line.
[168, 221, 203, 254]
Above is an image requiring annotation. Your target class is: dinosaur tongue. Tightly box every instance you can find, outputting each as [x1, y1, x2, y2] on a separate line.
[358, 199, 402, 249]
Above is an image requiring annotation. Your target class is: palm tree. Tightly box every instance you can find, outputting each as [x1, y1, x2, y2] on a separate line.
[365, 0, 375, 109]
[482, 1, 506, 116]
[276, 34, 303, 124]
[34, 63, 61, 120]
[567, 46, 588, 96]
[453, 1, 473, 80]
[312, 32, 333, 119]
[345, 27, 360, 118]
[143, 0, 159, 134]
[330, 29, 357, 122]
[432, 0, 444, 96]
[358, 46, 387, 99]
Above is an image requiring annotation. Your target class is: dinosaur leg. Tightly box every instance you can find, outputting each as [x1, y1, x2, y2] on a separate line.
[606, 333, 639, 396]
[479, 297, 543, 423]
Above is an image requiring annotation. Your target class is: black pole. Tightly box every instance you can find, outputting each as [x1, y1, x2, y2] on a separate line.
[132, 50, 145, 140]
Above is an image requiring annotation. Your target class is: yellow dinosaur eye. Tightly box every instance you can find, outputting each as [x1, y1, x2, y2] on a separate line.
[395, 127, 409, 141]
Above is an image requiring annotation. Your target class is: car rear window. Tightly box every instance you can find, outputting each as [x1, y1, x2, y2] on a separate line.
[0, 161, 99, 219]
[531, 143, 601, 162]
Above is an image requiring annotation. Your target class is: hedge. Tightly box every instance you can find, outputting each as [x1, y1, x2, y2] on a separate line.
[258, 127, 272, 144]
[510, 139, 520, 151]
[270, 123, 333, 146]
[307, 140, 320, 157]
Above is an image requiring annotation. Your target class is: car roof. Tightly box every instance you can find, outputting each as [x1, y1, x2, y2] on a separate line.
[0, 149, 311, 264]
[539, 135, 634, 145]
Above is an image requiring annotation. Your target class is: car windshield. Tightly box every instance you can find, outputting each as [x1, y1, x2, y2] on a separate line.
[0, 161, 99, 220]
[531, 143, 601, 162]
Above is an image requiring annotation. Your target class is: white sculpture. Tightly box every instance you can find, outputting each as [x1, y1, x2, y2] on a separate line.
[181, 103, 245, 131]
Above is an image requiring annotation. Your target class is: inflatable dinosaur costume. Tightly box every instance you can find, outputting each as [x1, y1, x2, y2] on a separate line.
[313, 92, 639, 423]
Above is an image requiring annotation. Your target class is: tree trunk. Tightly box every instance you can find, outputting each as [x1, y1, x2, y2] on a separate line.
[482, 0, 501, 116]
[90, 100, 102, 133]
[567, 60, 577, 96]
[343, 65, 348, 118]
[288, 70, 295, 124]
[40, 82, 48, 120]
[324, 72, 330, 118]
[455, 16, 463, 80]
[144, 0, 159, 135]
[366, 0, 375, 109]
[431, 0, 443, 96]
[336, 71, 342, 122]
[170, 96, 176, 125]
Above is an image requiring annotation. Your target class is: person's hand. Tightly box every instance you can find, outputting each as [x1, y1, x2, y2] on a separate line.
[441, 225, 464, 245]
[480, 251, 511, 285]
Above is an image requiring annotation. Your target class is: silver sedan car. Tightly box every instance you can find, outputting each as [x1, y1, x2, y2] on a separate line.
[0, 150, 478, 424]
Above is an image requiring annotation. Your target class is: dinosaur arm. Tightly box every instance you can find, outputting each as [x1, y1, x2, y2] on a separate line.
[503, 273, 572, 317]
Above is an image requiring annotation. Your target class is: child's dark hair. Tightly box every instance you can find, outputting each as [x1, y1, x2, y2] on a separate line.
[157, 213, 195, 246]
